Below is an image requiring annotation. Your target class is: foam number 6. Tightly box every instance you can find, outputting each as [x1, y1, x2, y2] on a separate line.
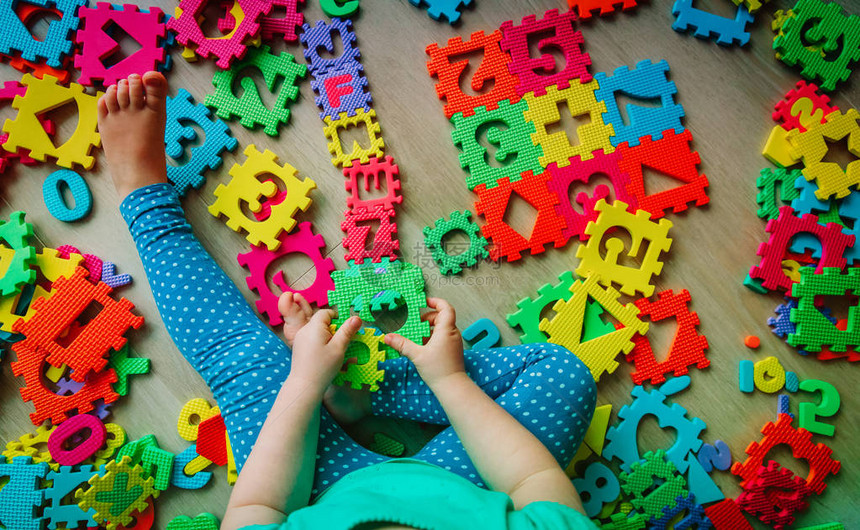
[42, 170, 93, 222]
[798, 379, 840, 437]
[572, 461, 620, 518]
[178, 398, 220, 442]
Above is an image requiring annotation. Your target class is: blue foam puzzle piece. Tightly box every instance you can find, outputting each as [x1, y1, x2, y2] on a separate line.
[43, 169, 92, 222]
[0, 0, 86, 67]
[785, 371, 799, 392]
[790, 179, 860, 264]
[594, 59, 685, 148]
[573, 462, 620, 518]
[311, 62, 372, 120]
[778, 393, 794, 419]
[44, 465, 99, 529]
[101, 261, 133, 289]
[164, 89, 238, 196]
[300, 18, 362, 76]
[170, 445, 212, 490]
[671, 0, 753, 47]
[768, 299, 835, 355]
[0, 456, 50, 530]
[739, 360, 754, 392]
[683, 452, 724, 505]
[463, 317, 501, 351]
[696, 440, 731, 473]
[659, 375, 691, 397]
[406, 0, 474, 24]
[651, 493, 714, 529]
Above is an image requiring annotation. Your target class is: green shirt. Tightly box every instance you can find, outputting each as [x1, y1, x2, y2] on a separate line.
[241, 459, 598, 530]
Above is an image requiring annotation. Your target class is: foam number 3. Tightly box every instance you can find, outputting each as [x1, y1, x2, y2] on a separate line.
[798, 379, 840, 436]
[573, 461, 620, 518]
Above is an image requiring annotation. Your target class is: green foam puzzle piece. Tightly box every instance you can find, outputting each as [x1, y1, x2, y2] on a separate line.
[789, 267, 860, 351]
[619, 449, 688, 521]
[369, 433, 405, 457]
[422, 210, 489, 275]
[756, 168, 801, 220]
[108, 345, 150, 396]
[166, 512, 220, 530]
[0, 211, 37, 297]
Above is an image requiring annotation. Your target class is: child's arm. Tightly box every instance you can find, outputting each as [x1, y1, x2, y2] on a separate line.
[221, 311, 362, 530]
[385, 298, 585, 513]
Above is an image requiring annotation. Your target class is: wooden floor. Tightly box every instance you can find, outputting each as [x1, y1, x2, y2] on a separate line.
[1, 0, 858, 526]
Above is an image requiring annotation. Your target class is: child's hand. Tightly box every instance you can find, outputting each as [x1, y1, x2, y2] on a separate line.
[385, 297, 464, 389]
[289, 310, 362, 390]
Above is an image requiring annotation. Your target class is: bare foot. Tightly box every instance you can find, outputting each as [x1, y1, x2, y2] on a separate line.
[97, 72, 169, 201]
[278, 292, 313, 348]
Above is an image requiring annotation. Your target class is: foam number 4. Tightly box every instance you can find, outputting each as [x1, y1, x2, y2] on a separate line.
[798, 379, 840, 436]
[573, 462, 620, 518]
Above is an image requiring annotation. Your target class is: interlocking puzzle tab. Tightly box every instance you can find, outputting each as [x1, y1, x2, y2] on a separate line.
[423, 210, 489, 275]
[2, 75, 103, 170]
[627, 289, 710, 385]
[789, 267, 860, 352]
[311, 63, 371, 120]
[261, 0, 304, 42]
[426, 30, 519, 119]
[757, 168, 802, 220]
[773, 0, 860, 92]
[540, 272, 649, 381]
[567, 0, 639, 19]
[344, 156, 402, 211]
[74, 4, 167, 86]
[594, 60, 685, 148]
[451, 98, 543, 191]
[332, 327, 386, 392]
[0, 0, 86, 67]
[575, 199, 673, 297]
[507, 270, 576, 344]
[407, 0, 473, 24]
[787, 109, 860, 201]
[205, 45, 307, 136]
[324, 108, 384, 168]
[300, 17, 361, 76]
[500, 8, 592, 97]
[0, 210, 36, 297]
[671, 0, 754, 47]
[773, 80, 836, 133]
[165, 88, 239, 196]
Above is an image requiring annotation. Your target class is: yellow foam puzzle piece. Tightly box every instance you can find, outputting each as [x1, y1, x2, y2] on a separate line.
[754, 356, 786, 393]
[2, 75, 103, 170]
[177, 398, 221, 442]
[89, 423, 127, 469]
[787, 109, 860, 200]
[731, 0, 768, 14]
[575, 200, 673, 297]
[583, 404, 613, 455]
[226, 432, 238, 485]
[209, 144, 316, 251]
[540, 273, 648, 382]
[185, 453, 215, 476]
[323, 109, 385, 168]
[523, 81, 614, 168]
[763, 125, 801, 168]
[331, 327, 386, 392]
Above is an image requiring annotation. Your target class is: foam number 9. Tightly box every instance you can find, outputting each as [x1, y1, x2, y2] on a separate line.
[798, 379, 840, 437]
[178, 398, 220, 442]
[572, 461, 620, 518]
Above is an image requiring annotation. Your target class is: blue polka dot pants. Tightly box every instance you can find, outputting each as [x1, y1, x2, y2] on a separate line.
[120, 184, 596, 496]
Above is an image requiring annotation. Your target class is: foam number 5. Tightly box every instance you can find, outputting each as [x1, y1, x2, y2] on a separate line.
[798, 379, 840, 436]
[572, 461, 620, 518]
[178, 398, 221, 442]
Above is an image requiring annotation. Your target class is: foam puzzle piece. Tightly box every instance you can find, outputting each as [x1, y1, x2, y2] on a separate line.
[342, 205, 400, 264]
[197, 414, 228, 466]
[45, 465, 99, 529]
[88, 423, 126, 469]
[164, 89, 237, 196]
[2, 75, 102, 170]
[778, 393, 792, 418]
[0, 456, 50, 530]
[617, 129, 709, 219]
[238, 222, 335, 325]
[576, 200, 673, 297]
[600, 511, 648, 530]
[627, 289, 710, 385]
[756, 168, 802, 220]
[786, 371, 800, 392]
[763, 124, 803, 168]
[523, 81, 613, 168]
[332, 327, 386, 391]
[177, 398, 220, 442]
[463, 318, 501, 350]
[311, 63, 371, 120]
[0, 210, 36, 296]
[620, 450, 688, 521]
[423, 210, 488, 275]
[3, 424, 55, 467]
[605, 384, 705, 474]
[101, 261, 133, 289]
[205, 46, 307, 136]
[168, 0, 271, 68]
[730, 0, 769, 13]
[697, 440, 731, 472]
[344, 156, 402, 211]
[369, 432, 406, 457]
[573, 461, 620, 518]
[506, 270, 576, 344]
[166, 513, 220, 530]
[0, 0, 86, 66]
[774, 0, 860, 92]
[225, 434, 238, 485]
[567, 0, 639, 19]
[170, 445, 212, 489]
[299, 18, 361, 75]
[407, 0, 472, 23]
[773, 80, 836, 133]
[261, 0, 303, 42]
[76, 456, 159, 530]
[731, 413, 840, 495]
[500, 8, 591, 96]
[452, 98, 543, 191]
[13, 267, 144, 381]
[739, 360, 754, 392]
[787, 109, 860, 201]
[474, 171, 567, 262]
[43, 169, 92, 222]
[650, 493, 710, 529]
[545, 150, 637, 241]
[541, 273, 649, 381]
[671, 0, 753, 46]
[57, 245, 102, 282]
[753, 356, 786, 393]
[736, 460, 812, 529]
[106, 345, 149, 397]
[704, 498, 753, 529]
[47, 413, 106, 466]
[594, 59, 684, 148]
[425, 29, 518, 119]
[141, 445, 175, 491]
[749, 207, 852, 292]
[795, 524, 844, 530]
[789, 267, 860, 351]
[798, 378, 840, 436]
[74, 4, 166, 86]
[1, 2, 73, 84]
[324, 108, 384, 168]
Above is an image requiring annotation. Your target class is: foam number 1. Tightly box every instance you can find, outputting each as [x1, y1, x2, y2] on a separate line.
[572, 461, 620, 518]
[798, 379, 840, 437]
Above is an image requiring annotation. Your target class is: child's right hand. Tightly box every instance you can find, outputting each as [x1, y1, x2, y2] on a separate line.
[385, 297, 465, 389]
[290, 310, 362, 391]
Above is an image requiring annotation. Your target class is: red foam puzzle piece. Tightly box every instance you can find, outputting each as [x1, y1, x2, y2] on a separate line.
[425, 29, 520, 119]
[773, 80, 836, 133]
[261, 0, 304, 43]
[196, 414, 228, 466]
[735, 461, 813, 529]
[12, 267, 144, 382]
[341, 206, 400, 264]
[704, 498, 754, 530]
[748, 206, 852, 292]
[1, 3, 72, 84]
[344, 156, 403, 212]
[616, 129, 710, 219]
[567, 0, 640, 19]
[816, 319, 860, 362]
[627, 289, 710, 385]
[474, 170, 568, 262]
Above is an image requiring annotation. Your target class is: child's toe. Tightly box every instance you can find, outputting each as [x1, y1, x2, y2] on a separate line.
[104, 85, 119, 112]
[128, 74, 145, 108]
[142, 71, 168, 111]
[117, 79, 130, 108]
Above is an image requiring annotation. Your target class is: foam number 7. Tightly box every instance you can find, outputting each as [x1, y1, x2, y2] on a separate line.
[798, 379, 840, 437]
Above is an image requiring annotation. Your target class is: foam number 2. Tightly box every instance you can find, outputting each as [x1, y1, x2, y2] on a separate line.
[798, 379, 840, 437]
[572, 461, 620, 518]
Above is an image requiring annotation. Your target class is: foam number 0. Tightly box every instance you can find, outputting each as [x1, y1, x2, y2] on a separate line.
[42, 170, 93, 222]
[47, 413, 106, 465]
[572, 461, 620, 518]
[177, 398, 220, 441]
[753, 356, 785, 393]
[798, 379, 840, 437]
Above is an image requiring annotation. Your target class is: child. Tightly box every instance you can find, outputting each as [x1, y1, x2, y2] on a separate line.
[98, 72, 598, 530]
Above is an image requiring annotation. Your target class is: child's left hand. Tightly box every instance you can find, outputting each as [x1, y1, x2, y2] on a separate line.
[289, 310, 362, 391]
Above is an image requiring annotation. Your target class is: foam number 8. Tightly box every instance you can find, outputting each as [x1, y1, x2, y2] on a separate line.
[572, 461, 620, 518]
[178, 398, 220, 442]
[798, 379, 840, 437]
[753, 356, 785, 393]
